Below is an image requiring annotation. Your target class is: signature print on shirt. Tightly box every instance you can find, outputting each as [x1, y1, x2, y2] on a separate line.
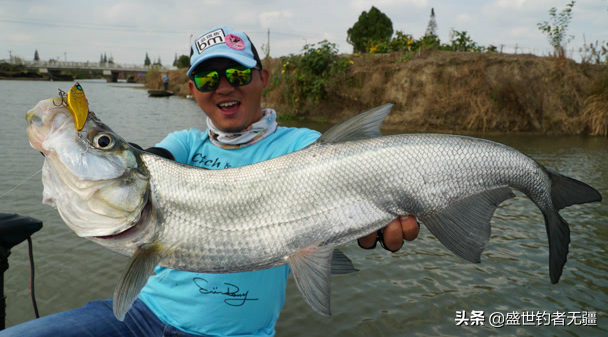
[193, 277, 259, 306]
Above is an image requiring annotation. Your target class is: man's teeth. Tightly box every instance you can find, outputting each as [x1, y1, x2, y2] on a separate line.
[219, 102, 238, 108]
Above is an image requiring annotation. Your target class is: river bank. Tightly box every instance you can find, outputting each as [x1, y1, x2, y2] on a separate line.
[151, 51, 608, 136]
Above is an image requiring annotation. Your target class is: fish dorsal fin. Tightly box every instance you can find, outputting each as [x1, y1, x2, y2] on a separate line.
[287, 245, 336, 315]
[113, 245, 162, 321]
[420, 187, 515, 263]
[314, 103, 394, 144]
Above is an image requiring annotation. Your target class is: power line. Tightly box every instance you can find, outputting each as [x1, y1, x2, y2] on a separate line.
[0, 16, 190, 35]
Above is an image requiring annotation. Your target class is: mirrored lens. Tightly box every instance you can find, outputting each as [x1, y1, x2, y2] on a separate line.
[193, 71, 220, 91]
[192, 67, 255, 92]
[226, 67, 252, 87]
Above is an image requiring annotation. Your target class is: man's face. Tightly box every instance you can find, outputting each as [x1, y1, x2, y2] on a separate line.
[188, 57, 269, 133]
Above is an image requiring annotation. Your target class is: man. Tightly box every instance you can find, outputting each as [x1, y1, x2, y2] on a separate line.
[1, 26, 419, 337]
[162, 72, 169, 90]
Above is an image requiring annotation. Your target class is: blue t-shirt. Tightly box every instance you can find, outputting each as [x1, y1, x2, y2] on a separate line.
[138, 126, 321, 336]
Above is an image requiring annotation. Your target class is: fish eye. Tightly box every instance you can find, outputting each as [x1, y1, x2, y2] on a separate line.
[93, 133, 115, 149]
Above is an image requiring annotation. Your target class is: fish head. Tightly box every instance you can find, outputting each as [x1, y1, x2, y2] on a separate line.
[26, 98, 154, 250]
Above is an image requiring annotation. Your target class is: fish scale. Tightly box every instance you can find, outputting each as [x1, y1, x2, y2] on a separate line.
[142, 133, 537, 274]
[25, 99, 601, 321]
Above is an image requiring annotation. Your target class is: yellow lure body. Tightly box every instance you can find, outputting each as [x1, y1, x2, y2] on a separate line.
[66, 82, 89, 131]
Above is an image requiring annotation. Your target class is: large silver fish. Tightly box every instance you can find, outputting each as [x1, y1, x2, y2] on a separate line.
[26, 96, 601, 321]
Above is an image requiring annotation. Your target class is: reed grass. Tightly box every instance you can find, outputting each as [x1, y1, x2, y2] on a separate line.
[148, 51, 608, 136]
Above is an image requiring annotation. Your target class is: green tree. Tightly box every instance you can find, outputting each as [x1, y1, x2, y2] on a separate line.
[347, 6, 393, 53]
[537, 1, 575, 56]
[144, 52, 151, 66]
[176, 55, 190, 68]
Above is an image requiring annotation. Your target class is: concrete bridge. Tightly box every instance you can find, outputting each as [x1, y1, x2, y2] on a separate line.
[7, 60, 175, 82]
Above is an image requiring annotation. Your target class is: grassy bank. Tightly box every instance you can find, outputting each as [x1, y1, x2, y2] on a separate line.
[148, 51, 608, 136]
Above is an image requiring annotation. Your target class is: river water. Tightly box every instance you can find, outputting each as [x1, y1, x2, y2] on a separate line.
[1, 80, 606, 336]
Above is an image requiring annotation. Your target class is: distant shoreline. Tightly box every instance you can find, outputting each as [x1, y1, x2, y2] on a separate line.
[0, 76, 47, 81]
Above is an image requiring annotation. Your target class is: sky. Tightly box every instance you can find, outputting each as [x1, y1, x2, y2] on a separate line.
[1, 0, 607, 66]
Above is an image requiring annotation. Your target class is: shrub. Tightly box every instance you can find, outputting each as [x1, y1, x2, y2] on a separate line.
[279, 40, 352, 112]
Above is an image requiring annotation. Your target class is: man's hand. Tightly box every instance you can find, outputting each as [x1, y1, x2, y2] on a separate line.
[357, 215, 419, 252]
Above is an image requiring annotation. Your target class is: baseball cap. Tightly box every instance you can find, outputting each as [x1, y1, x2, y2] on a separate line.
[188, 26, 263, 77]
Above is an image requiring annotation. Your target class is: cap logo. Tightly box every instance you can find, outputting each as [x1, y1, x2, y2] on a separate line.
[226, 34, 245, 50]
[195, 28, 226, 54]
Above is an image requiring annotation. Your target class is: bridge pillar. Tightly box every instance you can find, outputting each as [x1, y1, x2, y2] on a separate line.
[38, 68, 72, 81]
[103, 70, 118, 82]
[38, 68, 51, 80]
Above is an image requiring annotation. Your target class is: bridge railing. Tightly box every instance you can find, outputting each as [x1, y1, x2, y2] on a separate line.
[2, 59, 175, 72]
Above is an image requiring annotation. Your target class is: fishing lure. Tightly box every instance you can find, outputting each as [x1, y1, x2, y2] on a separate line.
[66, 83, 89, 131]
[54, 83, 89, 131]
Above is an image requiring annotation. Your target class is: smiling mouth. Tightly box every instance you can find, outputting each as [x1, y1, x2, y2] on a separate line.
[218, 101, 240, 112]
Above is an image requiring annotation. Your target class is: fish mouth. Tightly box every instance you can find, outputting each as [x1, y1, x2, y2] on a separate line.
[26, 99, 75, 154]
[94, 224, 139, 240]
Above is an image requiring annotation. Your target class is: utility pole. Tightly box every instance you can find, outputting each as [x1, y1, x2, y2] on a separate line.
[261, 29, 270, 59]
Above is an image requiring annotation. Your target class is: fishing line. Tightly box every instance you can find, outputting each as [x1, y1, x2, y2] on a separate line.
[27, 237, 40, 319]
[0, 169, 42, 199]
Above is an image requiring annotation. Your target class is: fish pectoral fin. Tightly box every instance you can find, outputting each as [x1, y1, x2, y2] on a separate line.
[420, 187, 515, 264]
[287, 245, 336, 315]
[113, 244, 163, 321]
[331, 248, 359, 275]
[312, 104, 393, 144]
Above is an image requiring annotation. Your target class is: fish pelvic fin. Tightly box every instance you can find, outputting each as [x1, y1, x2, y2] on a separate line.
[113, 244, 163, 321]
[313, 103, 393, 144]
[420, 187, 515, 264]
[543, 169, 601, 284]
[288, 245, 337, 316]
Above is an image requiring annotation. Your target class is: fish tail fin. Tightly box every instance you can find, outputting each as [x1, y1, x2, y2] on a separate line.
[544, 169, 602, 284]
[544, 211, 570, 284]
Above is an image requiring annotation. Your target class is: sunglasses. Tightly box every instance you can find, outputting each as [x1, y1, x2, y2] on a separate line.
[191, 66, 259, 92]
